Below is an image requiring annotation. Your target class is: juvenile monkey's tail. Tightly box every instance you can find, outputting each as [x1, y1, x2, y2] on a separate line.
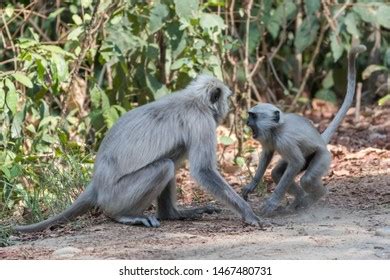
[321, 45, 366, 144]
[14, 184, 96, 233]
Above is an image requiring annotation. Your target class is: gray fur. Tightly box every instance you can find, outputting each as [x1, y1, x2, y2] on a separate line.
[15, 74, 261, 232]
[242, 45, 366, 215]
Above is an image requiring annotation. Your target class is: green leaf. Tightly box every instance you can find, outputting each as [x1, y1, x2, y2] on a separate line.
[304, 0, 320, 14]
[145, 73, 169, 100]
[90, 85, 102, 109]
[11, 72, 33, 88]
[345, 13, 360, 38]
[110, 12, 123, 25]
[98, 0, 112, 13]
[171, 58, 190, 70]
[17, 38, 38, 49]
[101, 90, 110, 110]
[5, 5, 14, 18]
[378, 94, 390, 106]
[103, 106, 119, 128]
[353, 5, 377, 24]
[315, 89, 337, 103]
[377, 4, 390, 28]
[67, 26, 84, 41]
[0, 87, 5, 108]
[26, 124, 36, 134]
[1, 166, 11, 180]
[200, 13, 225, 32]
[5, 79, 18, 114]
[38, 116, 59, 130]
[330, 33, 343, 61]
[362, 65, 387, 80]
[41, 134, 57, 144]
[48, 7, 65, 19]
[72, 14, 83, 25]
[274, 0, 297, 22]
[11, 111, 24, 138]
[149, 3, 169, 33]
[219, 135, 235, 145]
[52, 54, 69, 82]
[264, 16, 280, 39]
[174, 0, 199, 20]
[167, 22, 187, 59]
[322, 70, 334, 89]
[264, 0, 296, 38]
[294, 15, 319, 52]
[81, 0, 93, 8]
[40, 45, 76, 58]
[235, 156, 246, 167]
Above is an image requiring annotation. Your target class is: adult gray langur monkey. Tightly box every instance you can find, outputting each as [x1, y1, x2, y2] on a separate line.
[15, 74, 261, 232]
[242, 45, 366, 216]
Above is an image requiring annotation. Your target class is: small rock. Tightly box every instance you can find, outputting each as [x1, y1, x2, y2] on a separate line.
[52, 247, 82, 258]
[375, 227, 390, 238]
[297, 228, 308, 236]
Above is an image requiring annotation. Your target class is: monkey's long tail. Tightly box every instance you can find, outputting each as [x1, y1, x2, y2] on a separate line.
[14, 184, 96, 233]
[321, 45, 366, 144]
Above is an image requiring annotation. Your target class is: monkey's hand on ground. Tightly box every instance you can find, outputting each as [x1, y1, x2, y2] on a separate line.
[259, 198, 281, 217]
[241, 182, 258, 201]
[242, 211, 271, 228]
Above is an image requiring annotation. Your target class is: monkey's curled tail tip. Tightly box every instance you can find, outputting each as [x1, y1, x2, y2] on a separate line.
[352, 44, 367, 55]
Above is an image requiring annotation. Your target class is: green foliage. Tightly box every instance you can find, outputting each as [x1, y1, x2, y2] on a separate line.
[0, 0, 229, 226]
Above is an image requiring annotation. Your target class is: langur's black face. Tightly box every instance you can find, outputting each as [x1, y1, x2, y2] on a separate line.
[247, 104, 281, 140]
[247, 112, 259, 138]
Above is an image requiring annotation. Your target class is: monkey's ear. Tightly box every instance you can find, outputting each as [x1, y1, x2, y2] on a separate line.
[273, 110, 280, 123]
[210, 87, 221, 104]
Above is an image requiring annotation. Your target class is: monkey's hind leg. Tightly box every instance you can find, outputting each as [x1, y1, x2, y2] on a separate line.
[157, 179, 220, 220]
[103, 159, 175, 228]
[271, 160, 307, 213]
[299, 149, 331, 208]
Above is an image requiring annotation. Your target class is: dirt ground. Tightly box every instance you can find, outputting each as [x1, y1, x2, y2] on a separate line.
[0, 106, 389, 260]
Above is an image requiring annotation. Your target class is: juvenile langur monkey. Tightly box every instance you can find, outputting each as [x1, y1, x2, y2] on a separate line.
[242, 45, 366, 216]
[15, 75, 261, 232]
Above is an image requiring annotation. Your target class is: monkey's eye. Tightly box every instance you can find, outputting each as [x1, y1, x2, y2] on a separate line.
[273, 110, 280, 122]
[210, 87, 221, 104]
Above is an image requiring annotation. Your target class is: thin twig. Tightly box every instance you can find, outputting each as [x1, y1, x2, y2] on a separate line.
[1, 13, 17, 70]
[257, 72, 278, 103]
[0, 1, 36, 31]
[28, 18, 51, 41]
[268, 56, 288, 94]
[13, 9, 47, 19]
[0, 57, 18, 65]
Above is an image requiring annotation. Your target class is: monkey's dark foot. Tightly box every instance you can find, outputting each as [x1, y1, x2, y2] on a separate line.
[285, 196, 311, 212]
[259, 199, 281, 217]
[242, 183, 257, 201]
[115, 215, 160, 228]
[286, 191, 326, 212]
[243, 213, 271, 228]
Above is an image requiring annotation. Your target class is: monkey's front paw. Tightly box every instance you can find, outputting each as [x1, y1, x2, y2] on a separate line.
[259, 200, 280, 217]
[242, 183, 257, 201]
[243, 215, 271, 228]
